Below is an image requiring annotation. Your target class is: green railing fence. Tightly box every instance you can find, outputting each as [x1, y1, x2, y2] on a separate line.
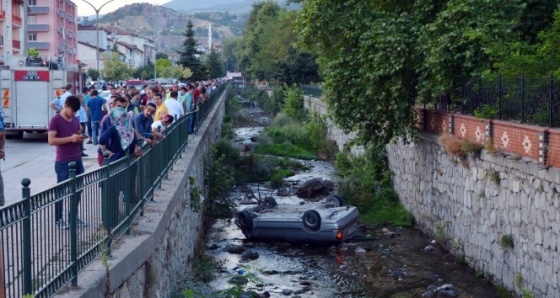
[0, 83, 226, 297]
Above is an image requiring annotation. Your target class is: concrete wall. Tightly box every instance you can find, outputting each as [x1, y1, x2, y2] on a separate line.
[303, 96, 560, 297]
[57, 91, 226, 297]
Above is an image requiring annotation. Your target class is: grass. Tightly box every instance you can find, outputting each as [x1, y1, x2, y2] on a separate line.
[359, 202, 415, 228]
[255, 143, 316, 160]
[500, 234, 514, 249]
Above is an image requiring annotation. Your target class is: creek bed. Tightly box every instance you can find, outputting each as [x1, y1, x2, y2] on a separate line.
[198, 127, 498, 297]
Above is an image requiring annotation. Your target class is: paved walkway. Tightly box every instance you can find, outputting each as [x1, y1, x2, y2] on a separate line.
[3, 140, 101, 205]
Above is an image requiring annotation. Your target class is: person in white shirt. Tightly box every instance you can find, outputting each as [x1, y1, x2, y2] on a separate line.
[49, 83, 73, 113]
[164, 91, 185, 120]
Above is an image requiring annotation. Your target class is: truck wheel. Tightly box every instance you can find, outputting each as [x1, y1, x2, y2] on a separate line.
[325, 194, 343, 208]
[13, 132, 23, 140]
[262, 196, 277, 208]
[303, 210, 321, 232]
[237, 210, 253, 229]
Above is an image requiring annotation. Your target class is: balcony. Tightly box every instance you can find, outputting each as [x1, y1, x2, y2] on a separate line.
[28, 6, 49, 15]
[0, 10, 4, 22]
[0, 36, 3, 46]
[12, 15, 21, 27]
[27, 24, 49, 32]
[12, 39, 20, 49]
[27, 41, 49, 50]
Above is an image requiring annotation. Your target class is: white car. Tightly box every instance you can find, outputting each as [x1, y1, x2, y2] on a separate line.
[235, 195, 360, 243]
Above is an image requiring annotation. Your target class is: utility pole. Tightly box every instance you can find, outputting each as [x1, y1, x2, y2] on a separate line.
[80, 0, 115, 74]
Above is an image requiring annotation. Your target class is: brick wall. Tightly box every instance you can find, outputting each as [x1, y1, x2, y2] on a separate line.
[418, 109, 557, 167]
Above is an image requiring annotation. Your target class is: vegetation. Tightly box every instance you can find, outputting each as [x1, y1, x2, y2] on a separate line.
[440, 134, 484, 160]
[87, 68, 100, 81]
[177, 20, 206, 81]
[500, 234, 514, 249]
[474, 104, 499, 120]
[335, 147, 414, 228]
[205, 49, 226, 79]
[234, 1, 319, 84]
[101, 52, 131, 82]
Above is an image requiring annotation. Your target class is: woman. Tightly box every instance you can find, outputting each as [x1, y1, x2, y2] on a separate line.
[98, 107, 138, 165]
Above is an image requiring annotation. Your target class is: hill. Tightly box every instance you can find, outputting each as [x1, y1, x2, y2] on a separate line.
[96, 3, 247, 54]
[163, 0, 291, 14]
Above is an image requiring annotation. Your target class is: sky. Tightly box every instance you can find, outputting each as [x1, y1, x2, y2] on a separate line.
[76, 0, 169, 17]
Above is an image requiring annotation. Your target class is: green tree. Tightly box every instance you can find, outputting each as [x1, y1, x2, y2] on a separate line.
[155, 58, 171, 76]
[87, 68, 100, 81]
[177, 20, 206, 81]
[297, 0, 521, 146]
[206, 49, 225, 79]
[222, 38, 240, 72]
[101, 52, 130, 82]
[156, 52, 169, 60]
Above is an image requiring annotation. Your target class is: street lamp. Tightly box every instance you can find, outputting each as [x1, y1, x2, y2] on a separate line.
[80, 0, 115, 74]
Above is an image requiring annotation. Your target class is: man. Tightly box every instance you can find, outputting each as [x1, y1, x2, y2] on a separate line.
[165, 91, 184, 120]
[50, 84, 72, 113]
[87, 90, 105, 145]
[153, 93, 169, 122]
[132, 103, 163, 141]
[0, 107, 5, 206]
[48, 96, 86, 229]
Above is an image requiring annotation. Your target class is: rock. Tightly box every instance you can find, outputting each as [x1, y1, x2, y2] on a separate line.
[276, 187, 291, 196]
[282, 289, 293, 296]
[244, 242, 255, 248]
[241, 251, 260, 261]
[207, 243, 219, 250]
[296, 178, 335, 198]
[436, 284, 460, 297]
[227, 245, 246, 254]
[382, 228, 390, 233]
[229, 276, 249, 285]
[431, 239, 436, 244]
[390, 269, 406, 278]
[425, 245, 434, 252]
[355, 247, 366, 254]
[263, 269, 279, 275]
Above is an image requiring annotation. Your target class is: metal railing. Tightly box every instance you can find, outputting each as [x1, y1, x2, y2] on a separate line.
[0, 84, 225, 297]
[460, 74, 560, 127]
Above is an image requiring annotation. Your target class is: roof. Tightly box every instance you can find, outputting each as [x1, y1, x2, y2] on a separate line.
[77, 41, 107, 52]
[78, 25, 110, 33]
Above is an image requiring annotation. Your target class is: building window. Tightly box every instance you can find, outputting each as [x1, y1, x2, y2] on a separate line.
[27, 16, 36, 24]
[28, 0, 37, 5]
[28, 33, 37, 41]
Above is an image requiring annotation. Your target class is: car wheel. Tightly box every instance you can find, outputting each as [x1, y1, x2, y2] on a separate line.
[303, 210, 321, 232]
[237, 210, 254, 229]
[325, 194, 343, 208]
[262, 196, 277, 208]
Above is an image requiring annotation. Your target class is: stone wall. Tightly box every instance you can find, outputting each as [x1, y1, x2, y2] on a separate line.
[303, 96, 560, 297]
[57, 92, 226, 298]
[388, 134, 559, 298]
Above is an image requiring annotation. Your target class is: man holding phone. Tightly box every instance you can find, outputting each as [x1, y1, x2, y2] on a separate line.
[48, 95, 87, 230]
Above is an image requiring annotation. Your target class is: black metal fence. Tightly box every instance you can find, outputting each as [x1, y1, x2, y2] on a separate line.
[0, 83, 226, 297]
[460, 74, 560, 127]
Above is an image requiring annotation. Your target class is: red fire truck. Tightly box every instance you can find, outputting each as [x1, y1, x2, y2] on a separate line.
[1, 58, 84, 139]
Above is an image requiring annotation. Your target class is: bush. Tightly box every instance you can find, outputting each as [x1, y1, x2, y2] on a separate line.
[474, 104, 499, 119]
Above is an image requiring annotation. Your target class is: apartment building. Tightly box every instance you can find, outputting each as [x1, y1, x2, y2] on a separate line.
[27, 0, 78, 66]
[0, 0, 27, 64]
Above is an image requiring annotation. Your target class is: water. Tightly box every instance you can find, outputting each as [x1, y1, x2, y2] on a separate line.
[198, 126, 498, 298]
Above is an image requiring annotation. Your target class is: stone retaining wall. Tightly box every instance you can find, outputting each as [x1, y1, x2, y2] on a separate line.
[387, 134, 560, 298]
[303, 96, 560, 297]
[57, 92, 226, 297]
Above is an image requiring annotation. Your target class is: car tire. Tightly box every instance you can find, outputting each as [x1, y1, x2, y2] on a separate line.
[262, 196, 277, 208]
[303, 210, 321, 232]
[237, 210, 254, 229]
[325, 194, 343, 208]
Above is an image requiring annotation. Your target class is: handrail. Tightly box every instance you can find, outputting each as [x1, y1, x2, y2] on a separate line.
[0, 83, 226, 297]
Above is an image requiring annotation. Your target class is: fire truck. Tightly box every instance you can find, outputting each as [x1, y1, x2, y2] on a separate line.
[1, 57, 85, 139]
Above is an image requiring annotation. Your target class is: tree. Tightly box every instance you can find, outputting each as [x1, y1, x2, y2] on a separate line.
[177, 20, 206, 81]
[155, 58, 171, 76]
[101, 52, 130, 82]
[206, 49, 225, 79]
[87, 68, 100, 81]
[297, 0, 521, 146]
[156, 52, 169, 60]
[222, 38, 240, 72]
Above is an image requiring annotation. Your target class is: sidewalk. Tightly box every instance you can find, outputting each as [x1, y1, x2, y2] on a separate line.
[3, 142, 101, 205]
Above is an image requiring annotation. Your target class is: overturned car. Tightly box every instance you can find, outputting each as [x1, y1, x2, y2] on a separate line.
[235, 195, 360, 243]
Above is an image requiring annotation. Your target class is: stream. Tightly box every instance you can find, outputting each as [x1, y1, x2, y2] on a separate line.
[186, 120, 499, 297]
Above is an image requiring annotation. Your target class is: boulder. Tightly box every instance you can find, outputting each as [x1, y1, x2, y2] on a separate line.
[296, 178, 335, 198]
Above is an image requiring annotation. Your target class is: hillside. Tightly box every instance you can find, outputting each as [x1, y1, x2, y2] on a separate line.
[163, 0, 291, 14]
[96, 3, 246, 54]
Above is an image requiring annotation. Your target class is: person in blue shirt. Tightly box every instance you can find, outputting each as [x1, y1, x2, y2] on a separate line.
[86, 90, 106, 145]
[131, 103, 162, 143]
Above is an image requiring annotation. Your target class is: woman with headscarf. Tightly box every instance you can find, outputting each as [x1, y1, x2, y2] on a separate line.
[98, 107, 137, 165]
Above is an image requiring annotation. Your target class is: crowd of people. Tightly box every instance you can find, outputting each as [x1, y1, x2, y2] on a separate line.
[47, 79, 221, 229]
